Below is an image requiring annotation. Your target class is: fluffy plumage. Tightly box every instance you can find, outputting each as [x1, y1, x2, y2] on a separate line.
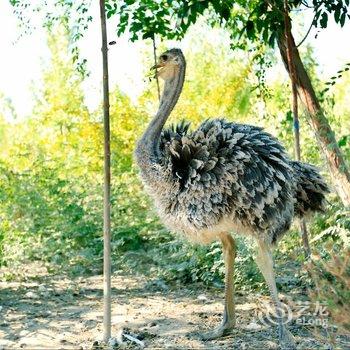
[292, 160, 330, 216]
[138, 118, 329, 244]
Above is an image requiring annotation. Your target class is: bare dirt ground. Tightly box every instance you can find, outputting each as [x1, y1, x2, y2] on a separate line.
[0, 263, 349, 349]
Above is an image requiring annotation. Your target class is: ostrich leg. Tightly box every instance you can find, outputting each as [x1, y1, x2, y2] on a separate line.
[255, 240, 296, 349]
[200, 233, 236, 340]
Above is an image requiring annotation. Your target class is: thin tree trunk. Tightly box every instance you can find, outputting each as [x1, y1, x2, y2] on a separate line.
[283, 2, 311, 258]
[99, 0, 112, 342]
[277, 21, 350, 207]
[152, 35, 160, 102]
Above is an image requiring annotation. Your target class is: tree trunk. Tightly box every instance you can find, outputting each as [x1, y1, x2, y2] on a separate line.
[277, 29, 350, 207]
[99, 0, 112, 343]
[283, 2, 311, 258]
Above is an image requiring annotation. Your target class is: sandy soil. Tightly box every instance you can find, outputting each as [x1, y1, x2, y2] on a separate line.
[0, 263, 349, 349]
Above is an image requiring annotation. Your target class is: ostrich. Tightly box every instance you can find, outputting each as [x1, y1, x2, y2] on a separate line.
[135, 48, 329, 347]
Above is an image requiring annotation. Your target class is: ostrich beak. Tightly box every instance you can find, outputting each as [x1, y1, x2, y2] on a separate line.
[150, 62, 165, 70]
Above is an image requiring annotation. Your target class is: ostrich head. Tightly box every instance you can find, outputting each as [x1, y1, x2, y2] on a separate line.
[136, 48, 186, 160]
[152, 48, 186, 81]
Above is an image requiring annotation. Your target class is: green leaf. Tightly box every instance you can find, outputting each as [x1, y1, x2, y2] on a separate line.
[320, 12, 328, 28]
[246, 20, 255, 40]
[286, 110, 293, 122]
[262, 26, 268, 43]
[220, 6, 231, 21]
[334, 8, 341, 23]
[142, 31, 153, 40]
[338, 135, 349, 147]
[268, 31, 276, 47]
[340, 12, 346, 27]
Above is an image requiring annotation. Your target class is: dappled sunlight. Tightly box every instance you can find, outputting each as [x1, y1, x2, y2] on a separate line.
[1, 264, 348, 348]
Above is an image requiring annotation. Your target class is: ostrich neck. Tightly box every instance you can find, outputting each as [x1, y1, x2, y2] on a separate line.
[139, 63, 185, 161]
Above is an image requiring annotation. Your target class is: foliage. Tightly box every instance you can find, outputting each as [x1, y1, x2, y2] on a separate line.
[312, 0, 350, 29]
[0, 25, 146, 274]
[9, 1, 350, 205]
[9, 1, 350, 56]
[296, 202, 350, 341]
[322, 69, 350, 163]
[0, 22, 349, 307]
[108, 1, 350, 49]
[310, 248, 350, 333]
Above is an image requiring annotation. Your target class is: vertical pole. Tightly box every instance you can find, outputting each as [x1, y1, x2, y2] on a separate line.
[284, 0, 311, 258]
[152, 35, 160, 102]
[99, 0, 112, 342]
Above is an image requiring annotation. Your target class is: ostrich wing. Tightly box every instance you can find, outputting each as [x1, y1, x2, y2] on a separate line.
[159, 119, 295, 243]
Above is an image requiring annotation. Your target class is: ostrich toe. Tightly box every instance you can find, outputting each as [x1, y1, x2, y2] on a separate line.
[280, 326, 296, 349]
[196, 319, 235, 341]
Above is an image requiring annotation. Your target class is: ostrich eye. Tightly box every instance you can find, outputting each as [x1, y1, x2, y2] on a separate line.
[161, 54, 168, 61]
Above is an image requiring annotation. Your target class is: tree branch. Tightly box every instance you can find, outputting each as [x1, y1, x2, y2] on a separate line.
[297, 14, 316, 47]
[152, 34, 161, 102]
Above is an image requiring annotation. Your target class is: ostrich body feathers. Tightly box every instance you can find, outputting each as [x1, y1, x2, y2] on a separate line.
[136, 118, 329, 244]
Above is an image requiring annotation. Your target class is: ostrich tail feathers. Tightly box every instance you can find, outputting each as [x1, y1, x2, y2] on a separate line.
[292, 161, 330, 217]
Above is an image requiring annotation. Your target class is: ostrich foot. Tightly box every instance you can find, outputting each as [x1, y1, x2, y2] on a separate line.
[197, 320, 235, 341]
[279, 327, 296, 350]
